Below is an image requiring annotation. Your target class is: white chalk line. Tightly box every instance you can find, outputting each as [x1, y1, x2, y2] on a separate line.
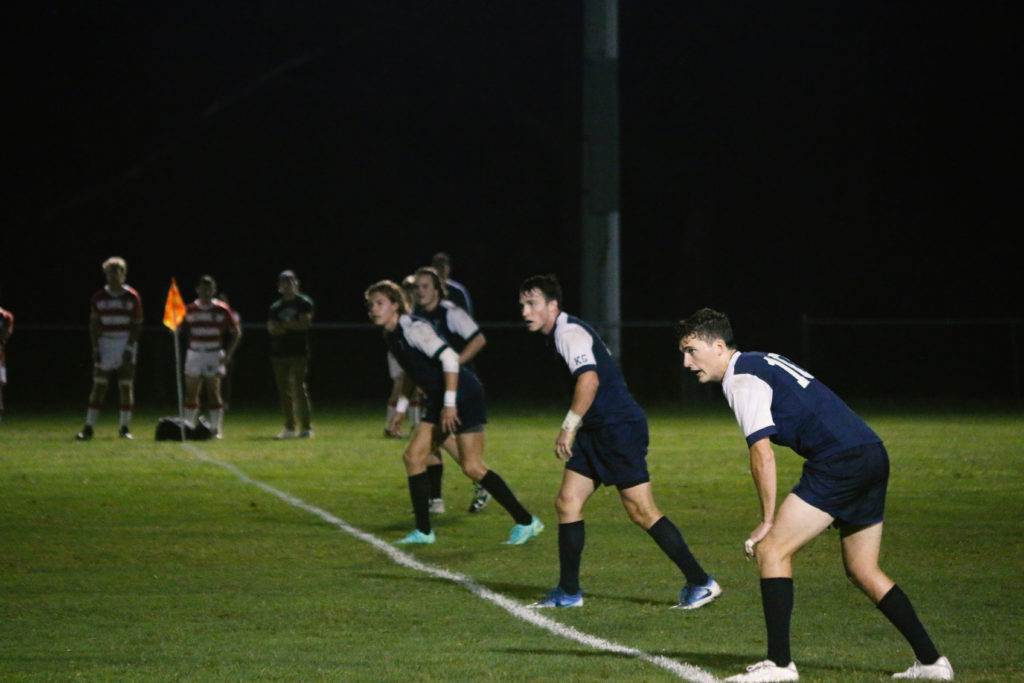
[184, 444, 720, 683]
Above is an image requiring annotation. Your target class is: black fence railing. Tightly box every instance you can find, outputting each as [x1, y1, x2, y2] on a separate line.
[4, 318, 1021, 412]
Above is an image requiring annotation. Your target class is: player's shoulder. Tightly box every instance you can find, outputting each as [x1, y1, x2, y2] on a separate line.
[733, 351, 767, 372]
[211, 299, 233, 313]
[556, 314, 593, 343]
[400, 313, 428, 332]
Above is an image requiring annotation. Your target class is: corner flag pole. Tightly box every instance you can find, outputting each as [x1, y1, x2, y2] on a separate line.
[162, 278, 187, 442]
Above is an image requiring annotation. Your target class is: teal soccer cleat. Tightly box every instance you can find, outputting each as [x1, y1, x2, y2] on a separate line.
[394, 529, 436, 545]
[503, 516, 544, 545]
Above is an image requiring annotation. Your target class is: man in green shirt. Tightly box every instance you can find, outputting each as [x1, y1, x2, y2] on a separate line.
[268, 270, 314, 438]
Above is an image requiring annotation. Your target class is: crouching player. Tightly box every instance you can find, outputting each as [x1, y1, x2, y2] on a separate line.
[677, 307, 953, 682]
[365, 280, 542, 546]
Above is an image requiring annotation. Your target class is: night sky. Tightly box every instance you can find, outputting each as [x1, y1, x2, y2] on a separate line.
[4, 2, 1020, 342]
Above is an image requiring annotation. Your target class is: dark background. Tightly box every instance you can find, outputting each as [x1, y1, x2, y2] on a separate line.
[3, 2, 1021, 407]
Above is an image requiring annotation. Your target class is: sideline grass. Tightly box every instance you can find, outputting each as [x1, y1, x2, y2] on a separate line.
[0, 403, 1021, 681]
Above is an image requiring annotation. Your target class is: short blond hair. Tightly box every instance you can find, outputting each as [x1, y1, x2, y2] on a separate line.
[102, 256, 127, 272]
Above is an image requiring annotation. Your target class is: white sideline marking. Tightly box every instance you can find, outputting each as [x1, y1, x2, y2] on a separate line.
[185, 444, 719, 683]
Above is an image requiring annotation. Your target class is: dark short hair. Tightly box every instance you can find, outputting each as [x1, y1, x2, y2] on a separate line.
[519, 274, 561, 304]
[414, 266, 447, 299]
[431, 252, 451, 268]
[197, 274, 216, 289]
[676, 308, 735, 349]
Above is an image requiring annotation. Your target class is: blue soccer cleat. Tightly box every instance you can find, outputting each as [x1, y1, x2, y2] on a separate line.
[503, 516, 544, 545]
[529, 586, 583, 608]
[671, 576, 722, 610]
[394, 529, 436, 545]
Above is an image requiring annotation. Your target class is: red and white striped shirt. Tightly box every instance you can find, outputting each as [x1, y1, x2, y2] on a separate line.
[185, 299, 238, 351]
[90, 285, 143, 339]
[0, 306, 13, 364]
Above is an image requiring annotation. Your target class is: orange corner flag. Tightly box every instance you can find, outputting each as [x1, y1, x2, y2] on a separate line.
[163, 278, 186, 331]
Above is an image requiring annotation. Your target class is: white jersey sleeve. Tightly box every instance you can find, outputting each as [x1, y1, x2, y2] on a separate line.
[554, 319, 597, 375]
[401, 316, 448, 358]
[443, 303, 480, 341]
[724, 372, 775, 440]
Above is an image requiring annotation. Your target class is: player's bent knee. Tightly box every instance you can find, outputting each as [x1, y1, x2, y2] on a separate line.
[460, 461, 487, 481]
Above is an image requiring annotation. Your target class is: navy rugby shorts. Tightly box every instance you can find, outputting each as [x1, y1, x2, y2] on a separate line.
[567, 420, 650, 489]
[421, 370, 487, 434]
[792, 442, 890, 527]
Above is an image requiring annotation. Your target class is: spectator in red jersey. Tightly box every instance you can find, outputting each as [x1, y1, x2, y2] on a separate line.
[0, 303, 13, 424]
[76, 256, 144, 440]
[181, 275, 241, 438]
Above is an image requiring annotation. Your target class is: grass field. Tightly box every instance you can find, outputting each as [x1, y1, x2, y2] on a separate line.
[1, 403, 1021, 682]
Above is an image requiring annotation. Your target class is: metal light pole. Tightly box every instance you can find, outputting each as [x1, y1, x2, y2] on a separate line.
[581, 0, 621, 356]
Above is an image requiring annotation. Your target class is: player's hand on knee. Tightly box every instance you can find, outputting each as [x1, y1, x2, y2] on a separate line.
[441, 406, 459, 434]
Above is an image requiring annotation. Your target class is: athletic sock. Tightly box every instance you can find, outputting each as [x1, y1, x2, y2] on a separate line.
[761, 577, 794, 667]
[646, 515, 709, 586]
[427, 463, 444, 499]
[85, 407, 100, 426]
[877, 584, 941, 664]
[478, 470, 532, 525]
[209, 408, 224, 433]
[407, 472, 432, 534]
[558, 521, 585, 595]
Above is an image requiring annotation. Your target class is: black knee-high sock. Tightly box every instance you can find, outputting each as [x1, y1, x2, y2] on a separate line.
[646, 516, 709, 586]
[761, 577, 794, 666]
[876, 584, 941, 664]
[478, 470, 532, 525]
[558, 520, 585, 595]
[426, 463, 443, 499]
[408, 472, 432, 534]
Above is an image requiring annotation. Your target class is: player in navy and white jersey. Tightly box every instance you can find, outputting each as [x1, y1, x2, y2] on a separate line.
[431, 251, 473, 316]
[518, 275, 718, 610]
[412, 266, 492, 513]
[413, 267, 485, 371]
[677, 308, 952, 683]
[76, 256, 143, 441]
[365, 280, 542, 546]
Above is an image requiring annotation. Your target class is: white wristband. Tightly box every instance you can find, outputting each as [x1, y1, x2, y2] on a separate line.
[395, 397, 410, 414]
[561, 410, 582, 432]
[444, 390, 457, 407]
